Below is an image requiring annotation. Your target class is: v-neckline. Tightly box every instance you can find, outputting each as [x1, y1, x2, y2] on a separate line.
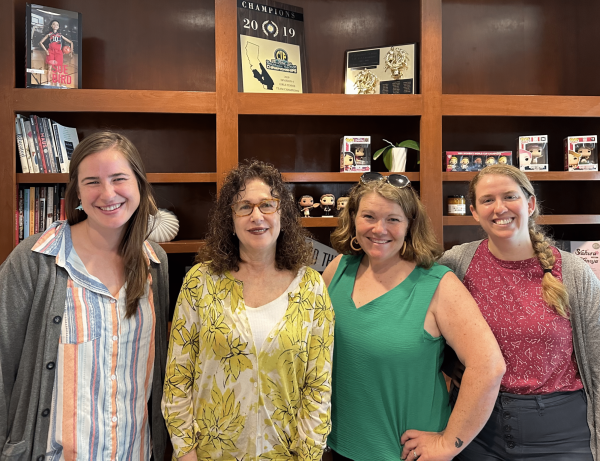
[348, 255, 419, 310]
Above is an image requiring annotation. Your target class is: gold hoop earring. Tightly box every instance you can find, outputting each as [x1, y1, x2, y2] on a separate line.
[401, 241, 407, 256]
[350, 236, 361, 251]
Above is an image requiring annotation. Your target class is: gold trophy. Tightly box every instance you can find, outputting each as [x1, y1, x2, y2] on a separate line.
[384, 46, 409, 80]
[353, 69, 379, 94]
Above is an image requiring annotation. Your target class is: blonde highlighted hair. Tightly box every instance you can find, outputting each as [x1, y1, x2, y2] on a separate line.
[331, 180, 442, 269]
[468, 164, 570, 318]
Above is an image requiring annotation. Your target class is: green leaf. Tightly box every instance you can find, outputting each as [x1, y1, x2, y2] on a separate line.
[373, 146, 391, 160]
[397, 140, 420, 151]
[383, 150, 393, 171]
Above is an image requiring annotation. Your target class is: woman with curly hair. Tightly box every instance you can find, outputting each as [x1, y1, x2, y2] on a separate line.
[322, 173, 505, 461]
[162, 160, 334, 461]
[440, 164, 600, 460]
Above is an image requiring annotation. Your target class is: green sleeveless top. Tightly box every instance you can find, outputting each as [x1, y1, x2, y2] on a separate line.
[327, 255, 452, 461]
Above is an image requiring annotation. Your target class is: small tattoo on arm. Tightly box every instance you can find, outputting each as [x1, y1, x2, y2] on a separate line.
[455, 437, 464, 448]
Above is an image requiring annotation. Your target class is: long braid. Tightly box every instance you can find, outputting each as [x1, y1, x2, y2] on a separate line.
[529, 217, 570, 318]
[469, 164, 570, 319]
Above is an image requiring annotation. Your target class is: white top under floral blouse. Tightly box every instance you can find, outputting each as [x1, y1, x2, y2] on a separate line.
[161, 264, 334, 461]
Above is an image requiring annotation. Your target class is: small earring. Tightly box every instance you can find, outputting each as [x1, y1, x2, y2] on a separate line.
[75, 200, 83, 211]
[350, 236, 361, 251]
[401, 241, 407, 256]
[233, 230, 236, 236]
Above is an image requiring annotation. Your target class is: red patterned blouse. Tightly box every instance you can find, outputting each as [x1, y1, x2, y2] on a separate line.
[463, 240, 583, 394]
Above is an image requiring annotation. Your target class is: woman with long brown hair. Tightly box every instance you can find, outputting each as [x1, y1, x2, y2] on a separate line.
[0, 131, 169, 460]
[440, 164, 600, 460]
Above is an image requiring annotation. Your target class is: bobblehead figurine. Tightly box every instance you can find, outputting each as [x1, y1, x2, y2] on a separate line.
[298, 195, 319, 217]
[319, 194, 336, 217]
[448, 156, 458, 171]
[336, 196, 349, 215]
[460, 157, 470, 171]
[485, 157, 497, 166]
[527, 143, 544, 164]
[577, 143, 593, 164]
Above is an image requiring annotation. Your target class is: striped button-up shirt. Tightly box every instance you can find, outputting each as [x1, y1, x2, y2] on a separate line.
[32, 221, 159, 460]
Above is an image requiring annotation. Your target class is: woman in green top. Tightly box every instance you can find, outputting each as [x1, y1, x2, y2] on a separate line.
[322, 173, 505, 461]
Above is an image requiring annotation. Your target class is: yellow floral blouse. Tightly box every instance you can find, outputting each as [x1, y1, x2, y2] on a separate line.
[162, 264, 334, 461]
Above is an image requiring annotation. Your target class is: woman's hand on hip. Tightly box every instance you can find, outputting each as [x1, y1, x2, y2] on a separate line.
[400, 430, 455, 461]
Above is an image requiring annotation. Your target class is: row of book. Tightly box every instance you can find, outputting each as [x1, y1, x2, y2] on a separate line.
[15, 114, 79, 174]
[17, 185, 66, 244]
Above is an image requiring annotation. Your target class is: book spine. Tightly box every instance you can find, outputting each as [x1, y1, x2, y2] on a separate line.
[52, 122, 68, 173]
[46, 186, 54, 229]
[30, 116, 47, 173]
[23, 120, 40, 173]
[23, 188, 30, 239]
[59, 185, 66, 221]
[18, 116, 34, 173]
[19, 188, 24, 242]
[53, 185, 59, 221]
[44, 118, 61, 173]
[37, 117, 55, 173]
[15, 118, 30, 173]
[40, 187, 47, 232]
[15, 186, 19, 245]
[34, 187, 39, 234]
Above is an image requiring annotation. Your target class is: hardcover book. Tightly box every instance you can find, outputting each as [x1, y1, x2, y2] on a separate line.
[26, 4, 82, 89]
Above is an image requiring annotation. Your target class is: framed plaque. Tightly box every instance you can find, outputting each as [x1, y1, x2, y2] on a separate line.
[237, 0, 308, 93]
[345, 43, 418, 95]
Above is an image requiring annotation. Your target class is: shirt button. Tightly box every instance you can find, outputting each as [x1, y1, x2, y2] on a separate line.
[37, 456, 45, 461]
[110, 299, 116, 304]
[46, 362, 55, 370]
[503, 412, 511, 419]
[112, 416, 117, 422]
[254, 382, 258, 388]
[504, 425, 512, 432]
[111, 374, 116, 380]
[53, 316, 62, 324]
[270, 334, 274, 339]
[112, 335, 118, 341]
[507, 441, 516, 449]
[41, 408, 50, 417]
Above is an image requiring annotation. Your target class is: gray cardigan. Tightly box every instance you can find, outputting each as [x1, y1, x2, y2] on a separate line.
[0, 233, 170, 461]
[439, 240, 600, 460]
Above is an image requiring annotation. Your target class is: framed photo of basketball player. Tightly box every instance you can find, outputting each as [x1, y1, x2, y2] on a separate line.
[26, 4, 82, 89]
[237, 0, 308, 93]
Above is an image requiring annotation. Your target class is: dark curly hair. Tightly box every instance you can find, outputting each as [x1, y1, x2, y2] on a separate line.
[197, 160, 314, 274]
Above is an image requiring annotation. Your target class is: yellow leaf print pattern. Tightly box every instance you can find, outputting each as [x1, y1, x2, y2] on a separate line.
[195, 378, 245, 458]
[162, 264, 335, 460]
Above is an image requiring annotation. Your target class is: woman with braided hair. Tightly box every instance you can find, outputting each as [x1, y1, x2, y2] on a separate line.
[440, 164, 600, 460]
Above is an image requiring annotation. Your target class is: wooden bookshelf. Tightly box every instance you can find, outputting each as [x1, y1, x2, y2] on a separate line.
[3, 0, 600, 263]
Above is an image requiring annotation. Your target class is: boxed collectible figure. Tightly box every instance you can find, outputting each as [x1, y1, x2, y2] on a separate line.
[341, 136, 371, 172]
[571, 241, 600, 280]
[564, 136, 598, 171]
[445, 151, 512, 172]
[518, 135, 548, 171]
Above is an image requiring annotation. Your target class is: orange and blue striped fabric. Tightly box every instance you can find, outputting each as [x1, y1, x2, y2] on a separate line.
[32, 221, 159, 460]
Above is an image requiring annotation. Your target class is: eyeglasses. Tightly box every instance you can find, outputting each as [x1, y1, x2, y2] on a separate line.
[231, 198, 281, 217]
[360, 172, 411, 189]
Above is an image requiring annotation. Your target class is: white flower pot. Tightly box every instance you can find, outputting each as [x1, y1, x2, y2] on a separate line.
[391, 147, 407, 172]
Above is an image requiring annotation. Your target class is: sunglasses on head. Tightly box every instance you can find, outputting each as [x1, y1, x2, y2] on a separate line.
[359, 172, 411, 189]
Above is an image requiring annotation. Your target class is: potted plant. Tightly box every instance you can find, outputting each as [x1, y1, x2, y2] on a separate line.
[373, 139, 420, 172]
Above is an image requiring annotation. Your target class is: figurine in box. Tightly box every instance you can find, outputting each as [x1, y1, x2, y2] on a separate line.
[577, 144, 594, 165]
[343, 152, 355, 170]
[448, 156, 459, 171]
[485, 157, 497, 166]
[527, 143, 544, 164]
[319, 194, 336, 217]
[460, 157, 470, 171]
[519, 149, 532, 169]
[298, 195, 318, 217]
[498, 156, 508, 165]
[473, 157, 483, 170]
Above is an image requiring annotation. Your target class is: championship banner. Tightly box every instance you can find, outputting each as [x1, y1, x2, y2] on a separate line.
[307, 238, 338, 273]
[237, 0, 307, 93]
